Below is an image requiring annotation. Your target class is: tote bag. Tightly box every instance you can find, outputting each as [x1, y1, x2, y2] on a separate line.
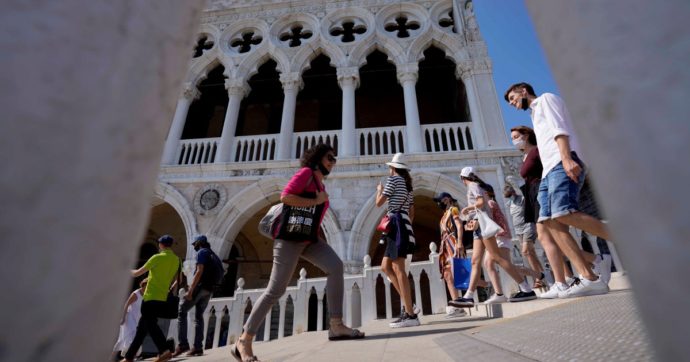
[452, 257, 472, 290]
[475, 209, 503, 239]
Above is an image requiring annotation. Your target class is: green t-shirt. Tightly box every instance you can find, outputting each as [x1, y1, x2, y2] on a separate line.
[142, 249, 180, 302]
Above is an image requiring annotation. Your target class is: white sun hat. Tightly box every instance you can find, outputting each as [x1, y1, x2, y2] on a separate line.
[385, 153, 409, 169]
[460, 166, 475, 178]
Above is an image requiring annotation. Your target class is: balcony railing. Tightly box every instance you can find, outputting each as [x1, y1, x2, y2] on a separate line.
[233, 134, 278, 162]
[357, 126, 407, 156]
[177, 138, 219, 165]
[422, 123, 474, 152]
[171, 123, 475, 166]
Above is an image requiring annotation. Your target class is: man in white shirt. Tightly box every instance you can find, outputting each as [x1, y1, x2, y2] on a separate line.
[504, 82, 610, 298]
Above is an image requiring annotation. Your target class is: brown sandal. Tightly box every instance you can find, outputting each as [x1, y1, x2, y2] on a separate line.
[231, 339, 260, 362]
[328, 328, 366, 340]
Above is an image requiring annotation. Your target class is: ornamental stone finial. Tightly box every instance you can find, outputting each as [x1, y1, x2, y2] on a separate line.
[279, 72, 304, 91]
[396, 63, 419, 84]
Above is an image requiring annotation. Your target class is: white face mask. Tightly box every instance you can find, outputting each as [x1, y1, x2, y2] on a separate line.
[512, 137, 525, 148]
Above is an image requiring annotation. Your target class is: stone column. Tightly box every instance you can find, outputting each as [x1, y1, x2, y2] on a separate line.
[263, 314, 271, 341]
[216, 79, 250, 163]
[525, 1, 690, 359]
[457, 60, 510, 149]
[0, 1, 203, 360]
[337, 67, 359, 156]
[162, 85, 200, 164]
[316, 295, 324, 331]
[397, 63, 424, 153]
[277, 72, 302, 160]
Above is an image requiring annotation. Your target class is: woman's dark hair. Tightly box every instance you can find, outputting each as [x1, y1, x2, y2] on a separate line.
[300, 143, 335, 169]
[510, 125, 537, 146]
[463, 173, 493, 194]
[392, 168, 413, 192]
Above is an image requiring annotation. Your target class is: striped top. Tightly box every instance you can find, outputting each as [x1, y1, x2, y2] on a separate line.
[382, 175, 413, 213]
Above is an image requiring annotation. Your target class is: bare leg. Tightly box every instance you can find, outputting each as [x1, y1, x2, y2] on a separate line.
[521, 240, 544, 275]
[538, 222, 568, 283]
[466, 238, 485, 293]
[544, 220, 598, 281]
[391, 258, 414, 315]
[237, 332, 255, 360]
[443, 266, 459, 300]
[483, 249, 511, 295]
[381, 256, 402, 296]
[482, 236, 526, 285]
[558, 212, 611, 240]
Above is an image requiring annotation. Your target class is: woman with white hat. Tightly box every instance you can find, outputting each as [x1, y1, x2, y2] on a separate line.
[375, 153, 420, 328]
[449, 166, 537, 308]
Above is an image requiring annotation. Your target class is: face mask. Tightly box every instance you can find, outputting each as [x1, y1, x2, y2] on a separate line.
[512, 137, 525, 148]
[194, 245, 200, 252]
[317, 162, 330, 176]
[520, 97, 529, 110]
[437, 201, 447, 211]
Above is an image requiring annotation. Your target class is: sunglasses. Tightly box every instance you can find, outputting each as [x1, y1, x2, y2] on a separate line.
[327, 154, 337, 163]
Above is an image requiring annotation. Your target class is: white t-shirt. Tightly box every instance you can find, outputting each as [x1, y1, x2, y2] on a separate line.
[530, 93, 582, 178]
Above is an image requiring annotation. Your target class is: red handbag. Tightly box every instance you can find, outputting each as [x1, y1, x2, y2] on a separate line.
[376, 215, 390, 232]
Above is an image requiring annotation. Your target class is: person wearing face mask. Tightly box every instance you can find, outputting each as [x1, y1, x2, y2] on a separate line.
[433, 192, 467, 318]
[234, 144, 363, 362]
[504, 83, 612, 299]
[173, 235, 224, 357]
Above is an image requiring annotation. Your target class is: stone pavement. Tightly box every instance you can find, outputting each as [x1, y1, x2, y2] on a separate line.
[160, 290, 652, 362]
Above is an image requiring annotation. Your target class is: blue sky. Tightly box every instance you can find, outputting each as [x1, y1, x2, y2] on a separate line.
[472, 1, 559, 136]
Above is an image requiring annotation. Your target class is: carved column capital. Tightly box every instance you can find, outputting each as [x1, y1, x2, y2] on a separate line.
[337, 67, 360, 88]
[224, 79, 250, 98]
[181, 83, 201, 101]
[279, 72, 303, 91]
[396, 63, 419, 84]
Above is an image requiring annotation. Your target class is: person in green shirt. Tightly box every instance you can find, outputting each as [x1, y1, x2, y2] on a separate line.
[121, 235, 179, 362]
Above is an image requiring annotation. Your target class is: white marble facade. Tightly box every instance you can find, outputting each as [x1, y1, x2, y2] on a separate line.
[155, 0, 521, 276]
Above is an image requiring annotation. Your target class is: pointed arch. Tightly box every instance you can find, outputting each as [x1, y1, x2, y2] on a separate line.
[349, 36, 406, 68]
[186, 56, 224, 87]
[408, 30, 463, 65]
[236, 47, 290, 82]
[290, 41, 347, 75]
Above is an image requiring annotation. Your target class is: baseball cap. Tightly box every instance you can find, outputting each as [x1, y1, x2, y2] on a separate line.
[157, 235, 174, 246]
[460, 166, 474, 178]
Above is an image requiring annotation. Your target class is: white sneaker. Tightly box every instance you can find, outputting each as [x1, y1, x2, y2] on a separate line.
[562, 277, 609, 298]
[390, 313, 420, 328]
[595, 254, 612, 285]
[445, 306, 467, 318]
[540, 283, 568, 299]
[484, 294, 508, 304]
[399, 304, 422, 316]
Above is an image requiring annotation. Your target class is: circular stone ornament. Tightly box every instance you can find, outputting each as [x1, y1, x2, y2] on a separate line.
[193, 184, 227, 215]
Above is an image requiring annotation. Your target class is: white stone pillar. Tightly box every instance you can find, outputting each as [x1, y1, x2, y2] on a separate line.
[457, 59, 510, 149]
[525, 2, 689, 359]
[337, 67, 359, 156]
[216, 80, 250, 163]
[413, 274, 423, 315]
[162, 85, 200, 164]
[316, 295, 324, 331]
[263, 314, 271, 341]
[384, 279, 393, 319]
[397, 63, 424, 153]
[0, 2, 202, 360]
[278, 298, 286, 339]
[277, 72, 302, 160]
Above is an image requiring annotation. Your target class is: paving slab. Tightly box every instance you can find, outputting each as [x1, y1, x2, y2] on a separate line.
[155, 290, 650, 362]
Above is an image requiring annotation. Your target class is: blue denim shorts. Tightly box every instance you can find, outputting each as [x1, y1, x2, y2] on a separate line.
[537, 161, 585, 222]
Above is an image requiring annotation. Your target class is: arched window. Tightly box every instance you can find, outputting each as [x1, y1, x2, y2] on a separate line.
[417, 46, 472, 124]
